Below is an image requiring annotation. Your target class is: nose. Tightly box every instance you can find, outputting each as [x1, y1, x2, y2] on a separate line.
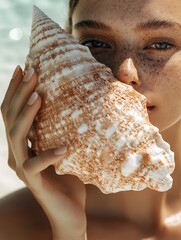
[116, 58, 141, 88]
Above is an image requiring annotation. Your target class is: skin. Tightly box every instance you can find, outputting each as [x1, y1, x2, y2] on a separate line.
[0, 0, 181, 239]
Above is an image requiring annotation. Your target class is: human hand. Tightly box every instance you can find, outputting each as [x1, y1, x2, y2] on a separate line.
[1, 66, 87, 240]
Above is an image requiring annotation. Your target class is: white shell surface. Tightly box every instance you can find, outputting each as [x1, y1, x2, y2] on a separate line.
[25, 6, 175, 193]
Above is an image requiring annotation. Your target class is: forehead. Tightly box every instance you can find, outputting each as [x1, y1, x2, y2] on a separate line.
[72, 0, 181, 26]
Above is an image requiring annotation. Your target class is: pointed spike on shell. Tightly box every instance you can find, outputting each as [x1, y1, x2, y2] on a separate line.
[32, 5, 52, 24]
[29, 5, 69, 55]
[31, 5, 64, 32]
[32, 5, 48, 25]
[33, 5, 43, 16]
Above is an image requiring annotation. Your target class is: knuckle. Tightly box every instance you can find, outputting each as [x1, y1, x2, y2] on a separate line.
[16, 168, 25, 181]
[9, 127, 15, 139]
[0, 105, 13, 128]
[8, 158, 16, 171]
[15, 164, 27, 182]
[4, 110, 14, 130]
[9, 126, 18, 142]
[0, 101, 6, 116]
[6, 108, 14, 123]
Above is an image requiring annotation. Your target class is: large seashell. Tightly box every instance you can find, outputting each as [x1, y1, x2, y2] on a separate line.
[25, 6, 175, 193]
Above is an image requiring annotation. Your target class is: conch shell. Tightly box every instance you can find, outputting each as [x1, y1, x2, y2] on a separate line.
[25, 6, 175, 193]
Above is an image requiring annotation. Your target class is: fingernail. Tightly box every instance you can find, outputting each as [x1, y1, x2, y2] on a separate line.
[23, 67, 34, 82]
[12, 65, 20, 78]
[28, 92, 38, 105]
[54, 146, 67, 155]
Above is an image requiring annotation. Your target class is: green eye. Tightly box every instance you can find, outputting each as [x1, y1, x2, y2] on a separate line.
[147, 41, 174, 51]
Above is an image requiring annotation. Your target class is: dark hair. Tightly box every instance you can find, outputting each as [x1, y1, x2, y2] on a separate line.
[67, 0, 79, 33]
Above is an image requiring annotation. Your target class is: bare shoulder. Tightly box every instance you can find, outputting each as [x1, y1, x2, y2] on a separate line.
[0, 188, 51, 240]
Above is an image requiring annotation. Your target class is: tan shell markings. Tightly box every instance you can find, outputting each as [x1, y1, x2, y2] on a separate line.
[25, 6, 175, 193]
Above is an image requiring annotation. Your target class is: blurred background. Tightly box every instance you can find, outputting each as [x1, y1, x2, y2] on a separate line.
[0, 0, 68, 198]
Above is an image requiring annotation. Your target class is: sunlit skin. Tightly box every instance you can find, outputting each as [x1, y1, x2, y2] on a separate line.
[0, 0, 181, 239]
[72, 0, 181, 134]
[72, 0, 181, 235]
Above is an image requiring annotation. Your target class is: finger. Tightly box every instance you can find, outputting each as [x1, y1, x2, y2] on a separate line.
[7, 147, 16, 170]
[4, 68, 38, 169]
[1, 66, 23, 170]
[6, 68, 38, 127]
[23, 146, 67, 176]
[9, 92, 41, 163]
[1, 66, 23, 117]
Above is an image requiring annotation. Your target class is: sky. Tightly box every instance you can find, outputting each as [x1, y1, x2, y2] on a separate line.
[0, 0, 68, 197]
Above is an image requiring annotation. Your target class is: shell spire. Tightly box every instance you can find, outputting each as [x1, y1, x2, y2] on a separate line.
[24, 6, 175, 194]
[32, 5, 62, 31]
[32, 5, 45, 23]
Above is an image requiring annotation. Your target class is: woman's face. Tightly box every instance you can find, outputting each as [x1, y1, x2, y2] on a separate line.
[72, 0, 181, 133]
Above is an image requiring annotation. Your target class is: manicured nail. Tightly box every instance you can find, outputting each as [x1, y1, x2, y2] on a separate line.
[54, 146, 67, 155]
[28, 92, 38, 105]
[23, 67, 34, 82]
[12, 65, 20, 78]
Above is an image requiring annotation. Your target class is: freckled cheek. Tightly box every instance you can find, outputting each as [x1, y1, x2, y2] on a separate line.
[137, 56, 174, 87]
[137, 59, 165, 87]
[161, 65, 181, 100]
[140, 59, 181, 100]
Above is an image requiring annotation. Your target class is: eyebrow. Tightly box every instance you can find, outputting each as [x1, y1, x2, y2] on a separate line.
[73, 19, 181, 32]
[73, 20, 111, 31]
[137, 19, 181, 30]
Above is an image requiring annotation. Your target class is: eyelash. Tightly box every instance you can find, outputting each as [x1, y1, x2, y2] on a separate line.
[81, 39, 111, 49]
[81, 39, 174, 52]
[145, 41, 174, 51]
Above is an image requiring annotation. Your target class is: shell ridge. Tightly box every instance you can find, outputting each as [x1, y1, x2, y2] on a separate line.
[25, 6, 175, 193]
